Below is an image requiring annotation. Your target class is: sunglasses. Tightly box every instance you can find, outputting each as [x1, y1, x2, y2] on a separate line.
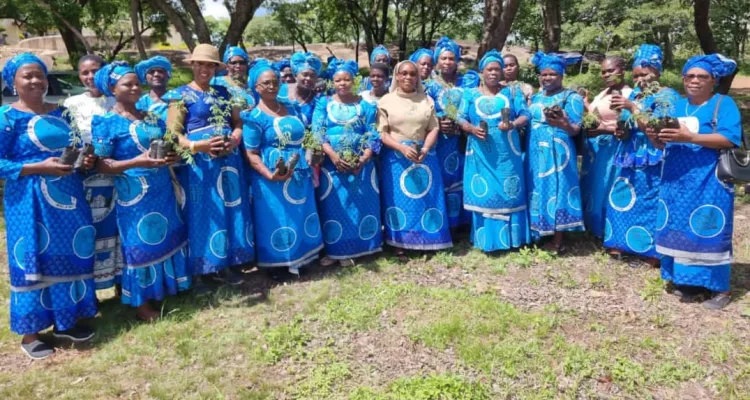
[228, 60, 249, 66]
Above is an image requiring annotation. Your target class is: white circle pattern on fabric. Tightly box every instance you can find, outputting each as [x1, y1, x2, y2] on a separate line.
[609, 177, 637, 212]
[129, 120, 150, 153]
[304, 213, 321, 238]
[546, 197, 557, 219]
[400, 164, 433, 199]
[371, 167, 379, 194]
[138, 266, 158, 288]
[503, 176, 521, 199]
[359, 215, 380, 240]
[36, 223, 50, 255]
[471, 174, 489, 198]
[217, 167, 243, 207]
[689, 204, 726, 239]
[270, 227, 297, 252]
[444, 152, 460, 175]
[319, 168, 334, 201]
[604, 218, 613, 242]
[538, 138, 571, 178]
[326, 101, 361, 125]
[656, 199, 669, 231]
[474, 94, 510, 120]
[246, 222, 254, 247]
[508, 130, 522, 156]
[40, 288, 54, 310]
[421, 208, 444, 234]
[568, 186, 581, 211]
[499, 225, 509, 248]
[273, 116, 305, 145]
[116, 176, 148, 207]
[323, 220, 343, 244]
[475, 227, 486, 249]
[137, 212, 169, 245]
[41, 177, 77, 210]
[13, 237, 26, 270]
[72, 225, 97, 259]
[283, 177, 308, 205]
[385, 207, 407, 231]
[27, 115, 71, 152]
[209, 230, 229, 258]
[625, 226, 653, 254]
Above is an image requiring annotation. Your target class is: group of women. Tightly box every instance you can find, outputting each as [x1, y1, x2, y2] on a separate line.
[0, 36, 743, 359]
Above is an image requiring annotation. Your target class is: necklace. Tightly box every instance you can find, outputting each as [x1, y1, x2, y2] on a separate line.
[295, 86, 314, 104]
[264, 101, 282, 114]
[685, 98, 709, 117]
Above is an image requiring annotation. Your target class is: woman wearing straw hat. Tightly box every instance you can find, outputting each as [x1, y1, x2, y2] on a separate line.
[164, 44, 255, 291]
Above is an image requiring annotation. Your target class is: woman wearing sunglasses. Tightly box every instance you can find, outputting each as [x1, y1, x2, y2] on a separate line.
[211, 46, 256, 110]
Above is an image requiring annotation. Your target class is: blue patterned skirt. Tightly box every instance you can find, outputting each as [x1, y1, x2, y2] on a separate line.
[10, 280, 98, 335]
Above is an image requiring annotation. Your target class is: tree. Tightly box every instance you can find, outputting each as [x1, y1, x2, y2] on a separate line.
[477, 0, 521, 59]
[693, 0, 736, 93]
[244, 15, 292, 46]
[131, 0, 148, 59]
[539, 0, 561, 52]
[335, 0, 390, 55]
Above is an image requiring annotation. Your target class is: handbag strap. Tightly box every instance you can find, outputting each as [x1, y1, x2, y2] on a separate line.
[712, 94, 749, 150]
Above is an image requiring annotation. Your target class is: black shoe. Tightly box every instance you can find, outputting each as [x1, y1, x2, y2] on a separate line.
[703, 292, 731, 310]
[21, 340, 55, 360]
[678, 286, 710, 303]
[213, 269, 245, 286]
[265, 268, 297, 283]
[191, 276, 212, 296]
[52, 325, 95, 343]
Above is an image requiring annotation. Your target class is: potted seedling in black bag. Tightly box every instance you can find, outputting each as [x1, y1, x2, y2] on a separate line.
[302, 129, 325, 166]
[60, 107, 83, 166]
[206, 89, 239, 158]
[543, 103, 564, 121]
[501, 108, 511, 128]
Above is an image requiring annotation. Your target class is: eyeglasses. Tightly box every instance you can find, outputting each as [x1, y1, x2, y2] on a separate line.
[228, 60, 249, 66]
[683, 74, 712, 81]
[258, 79, 279, 88]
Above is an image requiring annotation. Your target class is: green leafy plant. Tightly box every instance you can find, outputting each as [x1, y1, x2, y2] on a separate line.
[582, 108, 601, 129]
[302, 129, 324, 153]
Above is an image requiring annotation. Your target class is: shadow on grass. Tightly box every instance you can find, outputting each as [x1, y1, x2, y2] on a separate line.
[730, 262, 750, 299]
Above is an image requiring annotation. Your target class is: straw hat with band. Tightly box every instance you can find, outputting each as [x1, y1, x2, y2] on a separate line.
[184, 44, 226, 69]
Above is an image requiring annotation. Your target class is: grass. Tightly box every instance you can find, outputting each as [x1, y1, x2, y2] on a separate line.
[1, 205, 750, 398]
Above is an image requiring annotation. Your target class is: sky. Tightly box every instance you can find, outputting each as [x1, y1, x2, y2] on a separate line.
[202, 1, 269, 19]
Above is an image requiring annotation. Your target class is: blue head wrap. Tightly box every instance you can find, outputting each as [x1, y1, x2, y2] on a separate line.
[460, 70, 481, 88]
[531, 51, 569, 75]
[2, 53, 48, 93]
[290, 52, 322, 76]
[682, 54, 737, 78]
[248, 59, 279, 102]
[273, 58, 291, 72]
[326, 58, 359, 79]
[632, 44, 663, 72]
[134, 56, 172, 84]
[93, 61, 135, 97]
[433, 36, 461, 64]
[223, 46, 249, 64]
[409, 48, 433, 64]
[478, 50, 504, 71]
[370, 45, 391, 65]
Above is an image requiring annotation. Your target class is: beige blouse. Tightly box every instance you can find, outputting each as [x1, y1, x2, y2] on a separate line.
[590, 87, 634, 130]
[377, 89, 438, 143]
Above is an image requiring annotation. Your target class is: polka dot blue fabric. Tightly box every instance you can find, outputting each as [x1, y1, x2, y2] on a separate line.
[163, 85, 256, 275]
[92, 112, 191, 306]
[311, 96, 383, 259]
[525, 90, 585, 237]
[0, 105, 97, 334]
[241, 105, 324, 267]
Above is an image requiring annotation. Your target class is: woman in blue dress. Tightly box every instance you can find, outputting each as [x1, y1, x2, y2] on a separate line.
[361, 45, 392, 91]
[409, 48, 434, 83]
[92, 62, 191, 321]
[378, 60, 452, 258]
[242, 61, 323, 279]
[211, 46, 256, 110]
[526, 52, 585, 253]
[278, 52, 323, 126]
[457, 50, 531, 252]
[604, 45, 679, 266]
[653, 54, 741, 310]
[424, 36, 480, 230]
[360, 63, 389, 106]
[312, 59, 382, 265]
[164, 44, 254, 288]
[581, 56, 633, 239]
[135, 56, 172, 121]
[1, 54, 98, 359]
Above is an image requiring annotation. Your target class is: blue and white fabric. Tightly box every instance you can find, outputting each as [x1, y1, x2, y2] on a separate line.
[311, 96, 382, 259]
[241, 105, 323, 267]
[162, 85, 255, 275]
[658, 93, 741, 292]
[526, 90, 585, 237]
[135, 56, 172, 84]
[632, 44, 664, 72]
[0, 104, 97, 334]
[92, 113, 191, 306]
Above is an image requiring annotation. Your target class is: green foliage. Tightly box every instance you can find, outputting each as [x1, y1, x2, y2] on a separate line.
[255, 315, 311, 364]
[302, 129, 324, 152]
[243, 15, 292, 46]
[640, 275, 666, 302]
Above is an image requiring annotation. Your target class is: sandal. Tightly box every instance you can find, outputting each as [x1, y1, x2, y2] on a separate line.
[320, 257, 336, 267]
[21, 340, 55, 360]
[703, 292, 731, 310]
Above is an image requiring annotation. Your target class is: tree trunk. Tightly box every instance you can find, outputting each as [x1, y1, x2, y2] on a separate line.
[220, 0, 262, 54]
[131, 0, 148, 59]
[377, 0, 390, 44]
[419, 0, 427, 47]
[539, 0, 561, 52]
[179, 0, 212, 44]
[148, 0, 196, 51]
[692, 0, 735, 93]
[477, 0, 522, 59]
[39, 0, 92, 60]
[662, 29, 674, 68]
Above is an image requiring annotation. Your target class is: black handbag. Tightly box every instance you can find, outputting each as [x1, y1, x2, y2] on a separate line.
[715, 95, 750, 182]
